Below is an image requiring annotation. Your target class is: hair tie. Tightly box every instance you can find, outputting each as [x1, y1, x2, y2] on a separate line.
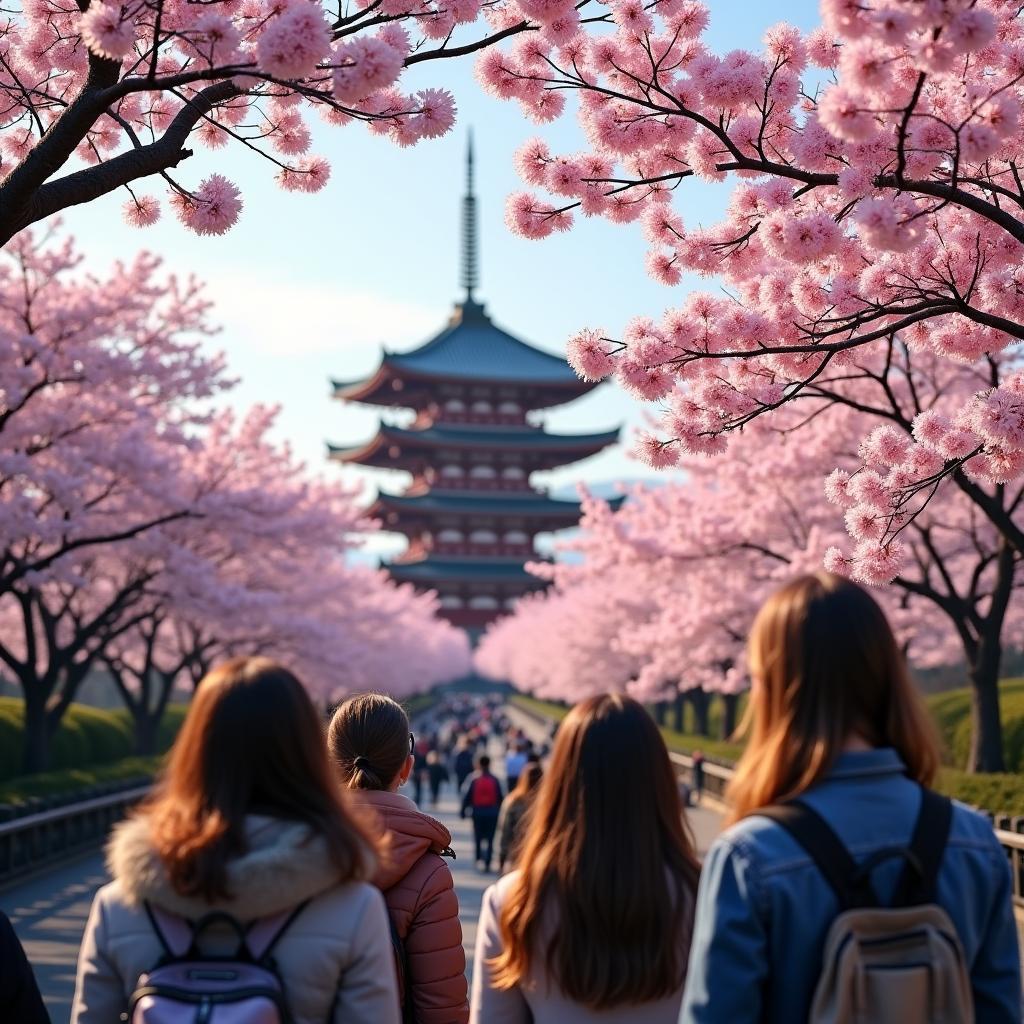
[353, 756, 371, 771]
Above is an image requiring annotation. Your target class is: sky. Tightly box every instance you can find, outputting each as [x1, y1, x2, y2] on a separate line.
[57, 0, 823, 553]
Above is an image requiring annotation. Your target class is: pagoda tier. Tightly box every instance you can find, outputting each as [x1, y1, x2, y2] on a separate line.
[368, 489, 624, 566]
[329, 137, 621, 637]
[327, 422, 621, 478]
[331, 300, 596, 414]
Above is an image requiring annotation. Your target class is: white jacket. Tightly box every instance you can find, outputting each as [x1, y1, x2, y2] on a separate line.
[71, 813, 401, 1024]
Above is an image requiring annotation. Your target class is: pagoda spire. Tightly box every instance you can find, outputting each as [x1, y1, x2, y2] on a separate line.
[461, 131, 479, 302]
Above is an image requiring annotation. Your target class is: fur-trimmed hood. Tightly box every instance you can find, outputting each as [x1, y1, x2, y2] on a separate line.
[106, 813, 359, 919]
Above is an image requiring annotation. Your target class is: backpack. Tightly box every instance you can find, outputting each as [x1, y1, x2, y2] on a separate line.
[471, 773, 500, 809]
[129, 900, 308, 1023]
[760, 789, 973, 1024]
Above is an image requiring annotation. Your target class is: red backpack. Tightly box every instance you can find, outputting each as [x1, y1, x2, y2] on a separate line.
[471, 774, 500, 809]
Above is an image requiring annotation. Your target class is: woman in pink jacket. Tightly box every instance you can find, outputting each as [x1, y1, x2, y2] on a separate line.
[330, 694, 469, 1024]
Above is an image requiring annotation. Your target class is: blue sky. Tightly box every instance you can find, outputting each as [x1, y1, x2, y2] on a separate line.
[59, 0, 822, 552]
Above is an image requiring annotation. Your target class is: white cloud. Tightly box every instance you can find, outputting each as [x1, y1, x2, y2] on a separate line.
[204, 269, 440, 358]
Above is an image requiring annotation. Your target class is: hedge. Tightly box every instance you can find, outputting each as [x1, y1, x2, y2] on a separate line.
[0, 756, 166, 806]
[0, 699, 188, 782]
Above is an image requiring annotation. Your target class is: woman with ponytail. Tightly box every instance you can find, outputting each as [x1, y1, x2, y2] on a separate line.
[329, 694, 469, 1024]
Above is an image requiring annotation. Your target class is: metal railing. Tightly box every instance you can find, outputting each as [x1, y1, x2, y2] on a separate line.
[0, 785, 149, 886]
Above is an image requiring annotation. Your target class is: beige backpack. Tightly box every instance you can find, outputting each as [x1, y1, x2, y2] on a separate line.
[761, 789, 973, 1024]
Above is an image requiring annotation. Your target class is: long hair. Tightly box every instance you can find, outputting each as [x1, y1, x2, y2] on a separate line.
[510, 761, 543, 800]
[328, 693, 410, 792]
[144, 657, 372, 901]
[727, 573, 940, 824]
[490, 694, 700, 1009]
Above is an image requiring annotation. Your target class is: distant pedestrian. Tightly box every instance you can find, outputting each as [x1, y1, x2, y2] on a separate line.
[426, 750, 449, 806]
[691, 750, 705, 802]
[71, 657, 398, 1024]
[497, 762, 543, 874]
[329, 694, 469, 1024]
[681, 573, 1022, 1024]
[454, 742, 475, 790]
[471, 695, 699, 1023]
[0, 910, 49, 1024]
[505, 741, 528, 793]
[461, 755, 503, 872]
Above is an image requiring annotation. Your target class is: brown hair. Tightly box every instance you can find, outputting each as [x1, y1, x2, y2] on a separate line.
[727, 572, 940, 824]
[144, 657, 372, 901]
[490, 694, 700, 1009]
[511, 761, 543, 799]
[328, 693, 410, 791]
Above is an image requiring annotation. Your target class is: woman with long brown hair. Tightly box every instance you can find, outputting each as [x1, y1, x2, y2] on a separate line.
[680, 573, 1021, 1023]
[71, 657, 400, 1024]
[329, 693, 468, 1024]
[470, 693, 700, 1023]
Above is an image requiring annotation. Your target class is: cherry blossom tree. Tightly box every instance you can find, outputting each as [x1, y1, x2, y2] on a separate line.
[479, 396, 1023, 769]
[480, 0, 1024, 581]
[0, 0, 555, 245]
[0, 230, 469, 770]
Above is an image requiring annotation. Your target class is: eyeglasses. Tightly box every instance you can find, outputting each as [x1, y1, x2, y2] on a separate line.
[409, 732, 415, 754]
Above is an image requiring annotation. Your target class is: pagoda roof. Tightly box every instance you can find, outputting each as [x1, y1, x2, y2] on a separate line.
[328, 423, 621, 464]
[387, 558, 548, 584]
[373, 491, 591, 518]
[332, 302, 595, 403]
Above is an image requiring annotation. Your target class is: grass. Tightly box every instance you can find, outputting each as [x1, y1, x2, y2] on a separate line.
[511, 689, 1024, 816]
[927, 678, 1024, 773]
[0, 756, 166, 807]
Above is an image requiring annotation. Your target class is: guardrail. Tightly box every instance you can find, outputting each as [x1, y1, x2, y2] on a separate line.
[0, 785, 149, 887]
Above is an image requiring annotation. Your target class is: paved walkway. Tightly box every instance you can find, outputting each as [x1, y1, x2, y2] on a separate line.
[0, 706, 724, 1023]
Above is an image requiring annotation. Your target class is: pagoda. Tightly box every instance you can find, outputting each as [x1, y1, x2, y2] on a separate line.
[329, 139, 620, 638]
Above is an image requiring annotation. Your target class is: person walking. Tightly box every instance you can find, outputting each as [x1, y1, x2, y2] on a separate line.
[426, 750, 449, 807]
[504, 741, 528, 794]
[461, 755, 503, 873]
[681, 573, 1022, 1024]
[1, 911, 49, 1024]
[71, 657, 400, 1024]
[454, 741, 475, 791]
[497, 762, 543, 874]
[329, 694, 469, 1024]
[471, 694, 700, 1023]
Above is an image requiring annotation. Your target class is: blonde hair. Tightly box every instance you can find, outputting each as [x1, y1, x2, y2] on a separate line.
[727, 573, 940, 824]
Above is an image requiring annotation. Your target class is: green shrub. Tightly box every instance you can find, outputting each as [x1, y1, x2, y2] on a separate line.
[937, 769, 1024, 816]
[0, 756, 165, 806]
[0, 697, 188, 781]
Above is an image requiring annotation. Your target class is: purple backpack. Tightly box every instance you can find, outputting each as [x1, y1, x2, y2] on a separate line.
[128, 901, 308, 1023]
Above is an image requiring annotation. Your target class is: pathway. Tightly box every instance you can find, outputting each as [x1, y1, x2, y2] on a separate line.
[0, 708, 724, 1023]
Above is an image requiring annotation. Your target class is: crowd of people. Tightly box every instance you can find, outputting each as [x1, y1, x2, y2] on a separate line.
[4, 573, 1021, 1023]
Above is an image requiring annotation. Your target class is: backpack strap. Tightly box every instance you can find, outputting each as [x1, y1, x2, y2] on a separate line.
[246, 900, 310, 961]
[758, 802, 878, 910]
[144, 902, 195, 960]
[893, 788, 953, 907]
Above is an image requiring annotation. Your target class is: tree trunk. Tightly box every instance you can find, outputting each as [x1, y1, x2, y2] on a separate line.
[672, 691, 685, 733]
[688, 689, 710, 737]
[653, 701, 667, 727]
[21, 693, 51, 774]
[721, 693, 739, 740]
[132, 710, 161, 756]
[968, 627, 1006, 773]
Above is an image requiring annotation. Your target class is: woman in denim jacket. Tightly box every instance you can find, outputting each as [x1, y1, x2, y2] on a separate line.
[680, 573, 1021, 1024]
